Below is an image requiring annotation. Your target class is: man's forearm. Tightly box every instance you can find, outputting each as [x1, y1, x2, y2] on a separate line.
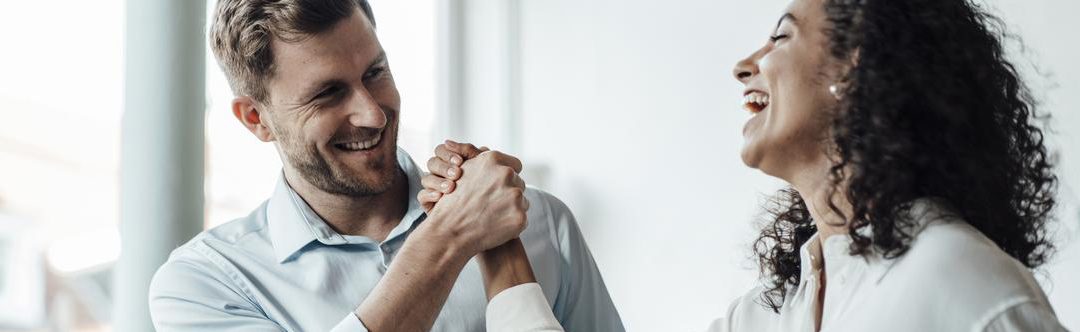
[355, 220, 470, 332]
[477, 238, 537, 301]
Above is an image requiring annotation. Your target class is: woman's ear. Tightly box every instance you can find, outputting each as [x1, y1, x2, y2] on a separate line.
[232, 96, 275, 142]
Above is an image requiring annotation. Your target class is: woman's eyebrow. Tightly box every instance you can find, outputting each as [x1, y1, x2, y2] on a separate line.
[775, 13, 797, 31]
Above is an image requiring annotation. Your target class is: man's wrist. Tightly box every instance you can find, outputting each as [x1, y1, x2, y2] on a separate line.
[413, 209, 475, 264]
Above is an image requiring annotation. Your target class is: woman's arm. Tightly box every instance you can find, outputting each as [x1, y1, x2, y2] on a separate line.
[477, 238, 537, 300]
[479, 239, 565, 332]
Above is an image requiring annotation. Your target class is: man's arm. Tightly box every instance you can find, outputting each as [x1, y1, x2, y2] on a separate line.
[353, 150, 530, 331]
[421, 141, 623, 331]
[419, 142, 570, 331]
[352, 220, 471, 331]
[418, 141, 539, 299]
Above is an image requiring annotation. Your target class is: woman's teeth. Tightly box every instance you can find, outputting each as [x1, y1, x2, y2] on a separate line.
[338, 135, 382, 151]
[743, 91, 770, 113]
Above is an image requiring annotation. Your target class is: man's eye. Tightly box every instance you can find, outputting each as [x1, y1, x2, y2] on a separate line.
[769, 34, 789, 42]
[363, 67, 386, 80]
[315, 86, 341, 99]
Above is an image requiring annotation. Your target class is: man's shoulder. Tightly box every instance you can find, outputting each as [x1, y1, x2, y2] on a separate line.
[201, 201, 272, 244]
[519, 186, 581, 249]
[523, 186, 572, 217]
[150, 201, 274, 298]
[157, 201, 273, 276]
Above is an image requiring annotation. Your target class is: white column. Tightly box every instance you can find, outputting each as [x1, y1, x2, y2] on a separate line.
[114, 0, 206, 331]
[443, 0, 523, 154]
[437, 0, 467, 141]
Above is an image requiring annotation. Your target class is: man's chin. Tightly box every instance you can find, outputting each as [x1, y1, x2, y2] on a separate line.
[333, 159, 399, 195]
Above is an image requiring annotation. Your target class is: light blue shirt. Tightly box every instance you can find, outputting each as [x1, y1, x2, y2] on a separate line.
[148, 148, 624, 331]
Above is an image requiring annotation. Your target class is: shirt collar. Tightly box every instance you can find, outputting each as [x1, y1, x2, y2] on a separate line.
[266, 147, 427, 263]
[797, 198, 955, 284]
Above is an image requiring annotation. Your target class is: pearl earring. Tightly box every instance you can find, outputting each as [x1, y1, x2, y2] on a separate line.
[829, 84, 841, 100]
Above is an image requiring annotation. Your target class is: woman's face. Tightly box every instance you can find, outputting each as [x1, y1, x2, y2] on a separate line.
[733, 0, 842, 181]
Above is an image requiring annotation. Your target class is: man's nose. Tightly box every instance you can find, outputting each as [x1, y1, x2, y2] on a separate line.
[347, 88, 387, 129]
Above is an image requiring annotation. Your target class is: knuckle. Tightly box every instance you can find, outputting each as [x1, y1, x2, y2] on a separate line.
[508, 187, 525, 200]
[498, 167, 515, 178]
[511, 211, 528, 230]
[427, 158, 443, 170]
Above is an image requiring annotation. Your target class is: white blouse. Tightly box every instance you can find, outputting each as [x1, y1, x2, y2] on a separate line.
[486, 200, 1068, 332]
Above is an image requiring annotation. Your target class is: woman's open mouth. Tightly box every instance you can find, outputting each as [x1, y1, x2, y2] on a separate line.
[743, 91, 770, 114]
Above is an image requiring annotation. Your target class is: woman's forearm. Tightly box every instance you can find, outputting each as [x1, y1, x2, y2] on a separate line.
[477, 238, 537, 300]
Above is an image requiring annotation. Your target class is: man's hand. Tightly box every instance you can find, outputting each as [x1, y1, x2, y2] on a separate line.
[355, 142, 531, 331]
[418, 141, 539, 300]
[420, 141, 530, 257]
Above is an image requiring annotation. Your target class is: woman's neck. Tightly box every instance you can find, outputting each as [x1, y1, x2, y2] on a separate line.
[788, 158, 851, 241]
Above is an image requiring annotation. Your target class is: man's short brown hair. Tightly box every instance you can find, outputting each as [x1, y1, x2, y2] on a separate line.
[210, 0, 375, 103]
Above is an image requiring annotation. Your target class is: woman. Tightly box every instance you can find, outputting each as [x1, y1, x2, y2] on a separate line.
[419, 0, 1068, 330]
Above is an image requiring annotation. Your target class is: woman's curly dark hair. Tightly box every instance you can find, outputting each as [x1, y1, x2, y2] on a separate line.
[752, 0, 1058, 312]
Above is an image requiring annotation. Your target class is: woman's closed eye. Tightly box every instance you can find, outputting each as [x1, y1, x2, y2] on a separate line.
[769, 34, 789, 43]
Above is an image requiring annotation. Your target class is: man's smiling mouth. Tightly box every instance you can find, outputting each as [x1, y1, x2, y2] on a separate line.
[333, 130, 384, 152]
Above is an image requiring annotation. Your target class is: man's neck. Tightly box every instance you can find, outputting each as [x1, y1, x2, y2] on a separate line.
[283, 168, 410, 243]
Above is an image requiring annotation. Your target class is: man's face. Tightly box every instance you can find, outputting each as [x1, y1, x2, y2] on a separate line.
[261, 9, 401, 197]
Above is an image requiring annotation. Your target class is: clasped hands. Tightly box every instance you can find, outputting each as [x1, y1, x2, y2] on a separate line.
[416, 140, 530, 259]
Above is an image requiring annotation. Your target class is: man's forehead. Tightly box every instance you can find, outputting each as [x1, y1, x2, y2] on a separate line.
[267, 9, 383, 101]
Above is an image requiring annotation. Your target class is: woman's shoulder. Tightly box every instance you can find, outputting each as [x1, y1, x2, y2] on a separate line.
[707, 286, 779, 332]
[898, 212, 1038, 288]
[879, 204, 1055, 323]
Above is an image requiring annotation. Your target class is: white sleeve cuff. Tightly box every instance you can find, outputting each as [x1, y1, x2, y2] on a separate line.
[329, 312, 370, 332]
[486, 283, 565, 332]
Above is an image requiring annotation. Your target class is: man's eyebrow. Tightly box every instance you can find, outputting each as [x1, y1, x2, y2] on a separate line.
[368, 51, 387, 69]
[775, 13, 796, 31]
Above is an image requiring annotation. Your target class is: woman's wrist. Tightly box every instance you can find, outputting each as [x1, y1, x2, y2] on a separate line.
[477, 238, 537, 301]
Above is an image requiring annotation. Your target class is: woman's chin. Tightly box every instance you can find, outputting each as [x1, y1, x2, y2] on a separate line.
[740, 144, 764, 169]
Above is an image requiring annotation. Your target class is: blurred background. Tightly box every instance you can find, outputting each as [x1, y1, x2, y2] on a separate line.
[0, 0, 1076, 331]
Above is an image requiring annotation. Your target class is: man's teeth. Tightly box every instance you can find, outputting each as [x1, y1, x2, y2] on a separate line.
[340, 135, 382, 151]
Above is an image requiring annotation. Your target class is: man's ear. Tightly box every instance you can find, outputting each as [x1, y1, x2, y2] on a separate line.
[232, 96, 275, 142]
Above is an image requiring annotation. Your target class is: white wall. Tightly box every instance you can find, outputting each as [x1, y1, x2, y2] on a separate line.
[455, 0, 1080, 330]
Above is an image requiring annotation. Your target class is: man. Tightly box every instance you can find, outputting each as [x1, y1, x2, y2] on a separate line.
[147, 0, 623, 331]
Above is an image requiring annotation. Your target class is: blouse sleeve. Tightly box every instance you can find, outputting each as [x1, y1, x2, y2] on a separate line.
[981, 300, 1068, 332]
[486, 283, 566, 332]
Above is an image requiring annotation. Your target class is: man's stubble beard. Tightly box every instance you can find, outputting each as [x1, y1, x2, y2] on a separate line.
[273, 121, 398, 198]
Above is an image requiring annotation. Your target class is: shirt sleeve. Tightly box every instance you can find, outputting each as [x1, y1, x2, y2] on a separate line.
[329, 313, 370, 332]
[540, 190, 626, 332]
[148, 251, 286, 332]
[705, 286, 772, 332]
[487, 283, 565, 332]
[981, 300, 1068, 332]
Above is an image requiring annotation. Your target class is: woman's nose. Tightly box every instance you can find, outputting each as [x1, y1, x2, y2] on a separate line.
[733, 55, 758, 84]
